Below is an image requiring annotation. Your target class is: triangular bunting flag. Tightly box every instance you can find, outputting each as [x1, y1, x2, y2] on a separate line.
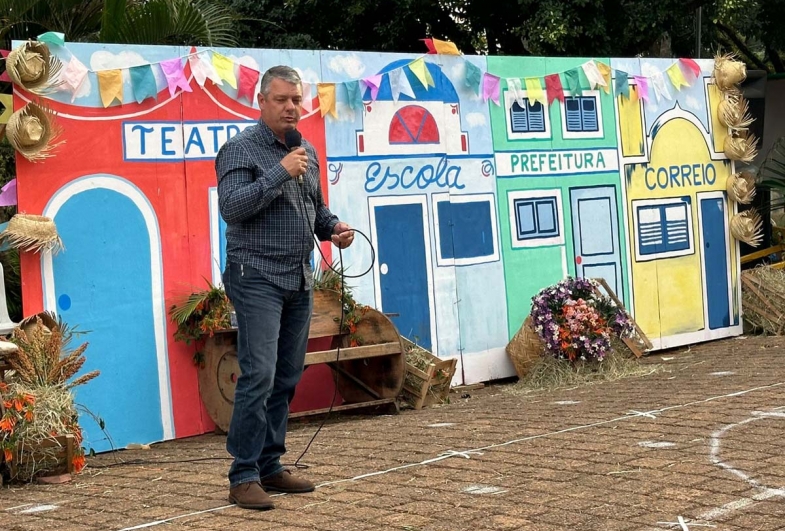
[464, 60, 482, 95]
[597, 62, 612, 94]
[0, 179, 17, 207]
[237, 64, 260, 103]
[389, 68, 415, 102]
[361, 74, 383, 101]
[666, 62, 690, 90]
[160, 58, 192, 97]
[614, 71, 630, 99]
[422, 38, 437, 54]
[409, 58, 434, 89]
[60, 56, 88, 101]
[346, 80, 364, 110]
[545, 74, 565, 105]
[680, 58, 702, 79]
[524, 77, 546, 106]
[37, 31, 65, 47]
[189, 52, 222, 87]
[565, 68, 581, 96]
[581, 61, 607, 90]
[317, 83, 337, 118]
[0, 94, 13, 125]
[97, 69, 124, 107]
[650, 71, 671, 102]
[506, 77, 524, 106]
[130, 64, 158, 104]
[302, 81, 314, 112]
[212, 52, 237, 89]
[481, 73, 501, 106]
[633, 76, 650, 103]
[433, 38, 461, 55]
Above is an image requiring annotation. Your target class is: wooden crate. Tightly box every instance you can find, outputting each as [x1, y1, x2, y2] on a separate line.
[401, 338, 457, 410]
[9, 434, 75, 482]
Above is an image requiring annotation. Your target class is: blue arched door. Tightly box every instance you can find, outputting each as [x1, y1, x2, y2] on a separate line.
[46, 179, 168, 452]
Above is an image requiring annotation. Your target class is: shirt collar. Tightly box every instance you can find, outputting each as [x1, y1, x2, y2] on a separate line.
[256, 119, 282, 146]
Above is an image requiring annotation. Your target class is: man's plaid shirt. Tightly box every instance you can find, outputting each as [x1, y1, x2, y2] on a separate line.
[215, 120, 338, 291]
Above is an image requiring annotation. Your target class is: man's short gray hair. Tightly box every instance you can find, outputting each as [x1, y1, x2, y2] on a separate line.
[260, 65, 302, 95]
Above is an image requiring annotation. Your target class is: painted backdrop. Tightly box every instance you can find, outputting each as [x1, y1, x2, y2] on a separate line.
[12, 42, 742, 451]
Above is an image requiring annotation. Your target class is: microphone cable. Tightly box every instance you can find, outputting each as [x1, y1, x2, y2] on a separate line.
[291, 175, 376, 469]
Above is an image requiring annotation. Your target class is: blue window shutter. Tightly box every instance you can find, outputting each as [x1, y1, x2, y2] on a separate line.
[637, 203, 691, 255]
[565, 98, 582, 131]
[514, 197, 560, 241]
[527, 101, 545, 132]
[448, 201, 495, 259]
[510, 101, 528, 132]
[581, 97, 598, 132]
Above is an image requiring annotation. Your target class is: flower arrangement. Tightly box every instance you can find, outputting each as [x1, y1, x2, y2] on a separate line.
[530, 277, 634, 362]
[169, 280, 233, 367]
[0, 313, 96, 482]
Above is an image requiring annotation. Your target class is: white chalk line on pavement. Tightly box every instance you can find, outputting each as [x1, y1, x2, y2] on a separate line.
[116, 381, 785, 531]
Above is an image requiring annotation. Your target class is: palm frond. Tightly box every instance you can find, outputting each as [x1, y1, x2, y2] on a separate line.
[758, 136, 785, 193]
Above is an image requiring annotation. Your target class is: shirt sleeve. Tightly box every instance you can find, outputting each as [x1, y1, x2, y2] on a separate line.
[311, 153, 339, 241]
[215, 140, 291, 224]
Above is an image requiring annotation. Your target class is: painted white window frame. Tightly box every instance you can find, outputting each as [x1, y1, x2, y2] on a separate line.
[431, 192, 500, 267]
[561, 89, 604, 140]
[632, 197, 695, 262]
[507, 189, 565, 248]
[504, 90, 552, 141]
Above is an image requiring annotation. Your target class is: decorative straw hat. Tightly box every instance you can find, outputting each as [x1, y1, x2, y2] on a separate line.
[713, 52, 747, 92]
[5, 40, 62, 94]
[6, 101, 63, 162]
[726, 170, 756, 204]
[730, 210, 763, 247]
[718, 94, 754, 131]
[724, 133, 759, 163]
[0, 214, 64, 254]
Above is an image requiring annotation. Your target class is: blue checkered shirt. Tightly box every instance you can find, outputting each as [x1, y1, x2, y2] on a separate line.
[215, 120, 338, 291]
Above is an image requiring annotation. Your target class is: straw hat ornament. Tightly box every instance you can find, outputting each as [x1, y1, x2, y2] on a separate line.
[726, 170, 756, 204]
[730, 210, 763, 247]
[718, 93, 754, 132]
[6, 101, 63, 162]
[724, 131, 758, 163]
[5, 40, 62, 94]
[0, 214, 64, 254]
[713, 52, 747, 92]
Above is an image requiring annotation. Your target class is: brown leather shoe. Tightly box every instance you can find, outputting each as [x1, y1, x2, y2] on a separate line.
[261, 469, 315, 493]
[229, 481, 275, 510]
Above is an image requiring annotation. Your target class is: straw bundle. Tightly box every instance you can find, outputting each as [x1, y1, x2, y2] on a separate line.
[724, 133, 759, 162]
[741, 266, 785, 335]
[713, 52, 747, 91]
[726, 170, 756, 204]
[718, 94, 754, 131]
[5, 41, 62, 94]
[0, 214, 64, 254]
[730, 210, 764, 247]
[6, 102, 63, 162]
[505, 316, 544, 379]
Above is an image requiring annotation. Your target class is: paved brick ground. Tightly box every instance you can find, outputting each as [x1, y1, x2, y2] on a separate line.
[4, 335, 785, 531]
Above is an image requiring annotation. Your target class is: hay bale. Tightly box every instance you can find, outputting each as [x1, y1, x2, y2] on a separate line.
[741, 266, 785, 334]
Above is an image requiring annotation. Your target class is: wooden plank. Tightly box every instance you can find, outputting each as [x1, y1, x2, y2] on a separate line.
[304, 342, 401, 366]
[741, 244, 785, 264]
[329, 364, 382, 400]
[591, 277, 653, 355]
[289, 398, 396, 418]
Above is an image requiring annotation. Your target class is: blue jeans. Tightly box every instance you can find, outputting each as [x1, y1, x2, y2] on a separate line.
[222, 262, 312, 487]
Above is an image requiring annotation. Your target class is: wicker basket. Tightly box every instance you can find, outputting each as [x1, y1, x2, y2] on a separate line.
[506, 316, 544, 378]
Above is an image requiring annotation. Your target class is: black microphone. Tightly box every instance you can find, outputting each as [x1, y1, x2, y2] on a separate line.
[284, 129, 304, 185]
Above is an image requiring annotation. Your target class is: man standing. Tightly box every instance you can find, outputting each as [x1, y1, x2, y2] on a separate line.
[215, 65, 354, 510]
